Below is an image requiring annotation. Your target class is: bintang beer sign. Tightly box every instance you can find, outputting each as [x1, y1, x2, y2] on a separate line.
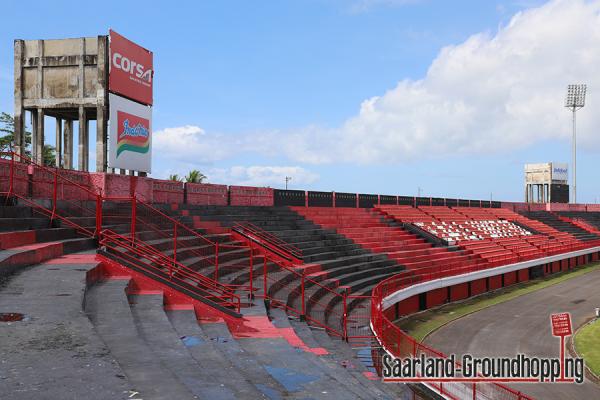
[108, 30, 153, 173]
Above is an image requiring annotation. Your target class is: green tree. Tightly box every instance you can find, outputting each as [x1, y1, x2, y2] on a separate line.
[185, 170, 207, 184]
[0, 112, 56, 166]
[168, 174, 183, 182]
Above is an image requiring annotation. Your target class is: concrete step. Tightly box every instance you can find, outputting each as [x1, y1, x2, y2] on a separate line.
[165, 309, 273, 399]
[129, 293, 255, 399]
[84, 279, 197, 400]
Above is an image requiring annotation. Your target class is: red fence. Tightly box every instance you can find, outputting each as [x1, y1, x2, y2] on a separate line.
[371, 272, 534, 400]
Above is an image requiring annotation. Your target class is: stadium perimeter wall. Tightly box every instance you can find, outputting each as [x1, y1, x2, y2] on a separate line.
[3, 159, 600, 210]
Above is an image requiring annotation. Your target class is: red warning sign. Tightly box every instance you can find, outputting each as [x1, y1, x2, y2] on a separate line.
[550, 313, 572, 337]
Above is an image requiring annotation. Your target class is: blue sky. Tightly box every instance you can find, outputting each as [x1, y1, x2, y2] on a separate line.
[2, 0, 599, 202]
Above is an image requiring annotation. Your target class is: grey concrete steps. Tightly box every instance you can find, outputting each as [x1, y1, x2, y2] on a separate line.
[0, 237, 96, 278]
[166, 309, 282, 399]
[268, 307, 393, 399]
[0, 251, 131, 400]
[129, 293, 255, 399]
[234, 302, 373, 400]
[199, 317, 300, 399]
[85, 279, 197, 400]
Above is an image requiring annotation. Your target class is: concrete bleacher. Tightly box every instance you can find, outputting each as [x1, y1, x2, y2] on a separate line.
[4, 194, 600, 399]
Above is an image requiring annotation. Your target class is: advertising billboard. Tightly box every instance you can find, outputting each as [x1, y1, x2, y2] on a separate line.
[551, 162, 568, 182]
[109, 29, 153, 105]
[108, 93, 152, 173]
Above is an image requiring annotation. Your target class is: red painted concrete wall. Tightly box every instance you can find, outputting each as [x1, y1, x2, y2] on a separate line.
[185, 183, 228, 205]
[229, 186, 274, 206]
[503, 271, 517, 286]
[152, 179, 184, 204]
[397, 295, 420, 317]
[470, 278, 487, 296]
[450, 283, 469, 301]
[517, 269, 529, 282]
[426, 288, 448, 308]
[489, 275, 503, 290]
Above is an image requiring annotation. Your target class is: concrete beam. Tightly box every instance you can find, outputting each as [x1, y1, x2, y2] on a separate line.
[35, 109, 44, 165]
[55, 118, 62, 167]
[96, 105, 107, 172]
[78, 107, 88, 171]
[13, 40, 25, 156]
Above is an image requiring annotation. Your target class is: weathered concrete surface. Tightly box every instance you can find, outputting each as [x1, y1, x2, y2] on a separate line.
[0, 251, 131, 400]
[425, 268, 600, 400]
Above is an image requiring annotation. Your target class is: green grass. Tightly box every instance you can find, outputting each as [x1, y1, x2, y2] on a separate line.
[575, 319, 600, 377]
[396, 262, 600, 342]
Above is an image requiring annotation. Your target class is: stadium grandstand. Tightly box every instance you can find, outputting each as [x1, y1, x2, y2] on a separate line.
[2, 151, 600, 399]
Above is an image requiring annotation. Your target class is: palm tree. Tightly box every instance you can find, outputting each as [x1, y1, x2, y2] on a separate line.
[185, 170, 207, 184]
[1, 112, 56, 166]
[168, 174, 183, 182]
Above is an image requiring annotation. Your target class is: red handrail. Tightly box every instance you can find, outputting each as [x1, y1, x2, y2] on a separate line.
[100, 229, 241, 312]
[232, 221, 303, 262]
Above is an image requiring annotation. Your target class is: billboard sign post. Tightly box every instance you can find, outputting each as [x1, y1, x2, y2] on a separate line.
[108, 93, 152, 173]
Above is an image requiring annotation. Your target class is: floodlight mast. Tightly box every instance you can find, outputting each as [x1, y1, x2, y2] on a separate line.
[565, 84, 586, 204]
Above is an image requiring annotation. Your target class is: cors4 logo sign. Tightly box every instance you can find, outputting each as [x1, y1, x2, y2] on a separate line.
[109, 29, 153, 105]
[116, 111, 150, 157]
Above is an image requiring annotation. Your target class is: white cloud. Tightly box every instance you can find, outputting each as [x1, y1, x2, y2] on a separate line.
[208, 166, 319, 187]
[152, 0, 600, 168]
[282, 0, 600, 164]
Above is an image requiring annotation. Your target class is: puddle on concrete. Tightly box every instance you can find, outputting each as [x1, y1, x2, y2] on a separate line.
[181, 335, 204, 347]
[0, 313, 27, 322]
[263, 365, 319, 392]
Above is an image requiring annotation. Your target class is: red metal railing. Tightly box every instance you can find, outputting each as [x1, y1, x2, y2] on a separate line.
[0, 151, 101, 237]
[232, 221, 303, 262]
[0, 151, 249, 312]
[371, 272, 534, 400]
[100, 229, 241, 312]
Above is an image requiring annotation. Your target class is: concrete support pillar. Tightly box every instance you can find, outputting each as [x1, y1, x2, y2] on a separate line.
[36, 109, 45, 165]
[78, 106, 88, 171]
[64, 120, 73, 169]
[55, 118, 62, 167]
[13, 40, 25, 156]
[96, 105, 107, 172]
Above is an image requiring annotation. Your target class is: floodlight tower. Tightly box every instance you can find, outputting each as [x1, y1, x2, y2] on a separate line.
[565, 84, 586, 204]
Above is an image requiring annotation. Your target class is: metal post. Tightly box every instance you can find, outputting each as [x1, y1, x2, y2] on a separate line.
[95, 195, 102, 238]
[301, 271, 306, 317]
[249, 243, 254, 301]
[472, 383, 476, 400]
[342, 290, 348, 341]
[572, 108, 576, 204]
[130, 197, 136, 242]
[51, 168, 58, 221]
[173, 222, 177, 264]
[8, 152, 14, 196]
[214, 242, 219, 281]
[263, 256, 268, 299]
